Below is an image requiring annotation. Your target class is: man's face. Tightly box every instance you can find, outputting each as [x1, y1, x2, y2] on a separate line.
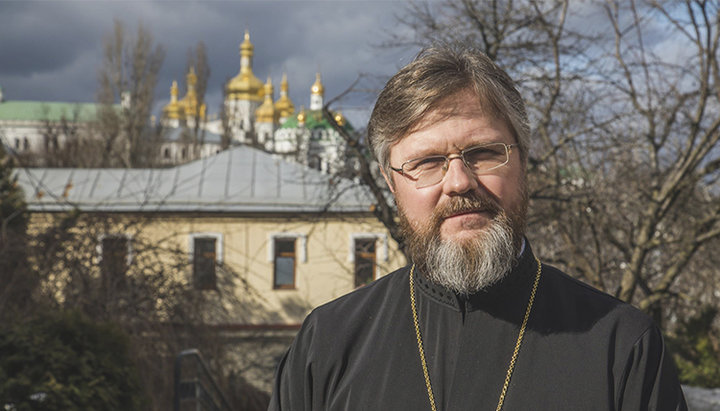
[385, 90, 527, 248]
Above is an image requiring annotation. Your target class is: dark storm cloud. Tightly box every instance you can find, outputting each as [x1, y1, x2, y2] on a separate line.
[0, 2, 102, 76]
[0, 1, 417, 125]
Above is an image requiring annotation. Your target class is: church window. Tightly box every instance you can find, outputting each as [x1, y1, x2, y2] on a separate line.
[14, 138, 20, 150]
[181, 147, 187, 159]
[23, 137, 29, 151]
[191, 234, 222, 290]
[163, 147, 171, 159]
[273, 238, 296, 289]
[308, 155, 321, 171]
[354, 238, 376, 287]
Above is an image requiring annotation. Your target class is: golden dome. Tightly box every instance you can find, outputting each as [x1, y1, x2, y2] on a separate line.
[240, 30, 253, 57]
[297, 106, 306, 124]
[255, 77, 276, 124]
[274, 73, 295, 119]
[163, 80, 182, 120]
[311, 72, 324, 96]
[226, 31, 263, 101]
[333, 111, 346, 127]
[180, 67, 200, 118]
[186, 66, 197, 87]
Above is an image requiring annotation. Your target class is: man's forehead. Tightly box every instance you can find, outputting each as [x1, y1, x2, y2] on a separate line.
[410, 90, 495, 132]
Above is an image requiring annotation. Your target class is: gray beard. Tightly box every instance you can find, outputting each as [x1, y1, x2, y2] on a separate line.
[399, 191, 526, 295]
[422, 213, 517, 294]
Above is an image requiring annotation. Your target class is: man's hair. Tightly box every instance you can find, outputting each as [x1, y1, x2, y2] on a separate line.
[368, 43, 530, 179]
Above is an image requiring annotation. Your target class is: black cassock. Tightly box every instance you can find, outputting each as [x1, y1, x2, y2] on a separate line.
[269, 242, 687, 410]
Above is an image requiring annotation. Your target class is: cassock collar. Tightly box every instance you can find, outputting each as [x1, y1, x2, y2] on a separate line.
[413, 239, 539, 316]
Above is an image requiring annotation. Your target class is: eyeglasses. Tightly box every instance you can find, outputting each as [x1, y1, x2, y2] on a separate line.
[390, 142, 516, 188]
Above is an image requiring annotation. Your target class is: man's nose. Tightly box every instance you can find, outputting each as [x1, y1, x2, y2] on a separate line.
[442, 156, 477, 195]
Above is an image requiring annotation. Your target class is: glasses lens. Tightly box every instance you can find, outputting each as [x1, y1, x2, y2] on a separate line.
[463, 143, 509, 173]
[403, 156, 446, 188]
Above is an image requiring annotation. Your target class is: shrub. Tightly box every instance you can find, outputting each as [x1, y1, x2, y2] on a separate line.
[0, 310, 146, 410]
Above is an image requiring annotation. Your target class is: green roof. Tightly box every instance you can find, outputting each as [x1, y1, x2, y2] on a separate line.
[0, 100, 103, 122]
[280, 109, 354, 133]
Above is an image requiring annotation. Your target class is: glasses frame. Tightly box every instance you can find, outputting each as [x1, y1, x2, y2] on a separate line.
[389, 142, 516, 188]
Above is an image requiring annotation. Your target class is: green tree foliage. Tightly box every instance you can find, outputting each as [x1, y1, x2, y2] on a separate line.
[0, 310, 145, 410]
[0, 143, 32, 315]
[669, 306, 720, 388]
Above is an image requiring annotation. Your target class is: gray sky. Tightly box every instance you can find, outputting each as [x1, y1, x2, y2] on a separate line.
[0, 0, 419, 126]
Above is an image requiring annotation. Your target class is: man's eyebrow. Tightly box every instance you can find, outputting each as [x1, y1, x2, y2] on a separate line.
[405, 149, 445, 160]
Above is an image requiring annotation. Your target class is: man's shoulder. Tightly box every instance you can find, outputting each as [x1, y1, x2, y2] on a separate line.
[306, 265, 410, 328]
[538, 263, 655, 334]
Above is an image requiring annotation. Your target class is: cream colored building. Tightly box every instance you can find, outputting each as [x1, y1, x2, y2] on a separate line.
[17, 145, 403, 327]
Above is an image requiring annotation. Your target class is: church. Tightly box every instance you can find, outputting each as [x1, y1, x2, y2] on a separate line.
[160, 31, 354, 175]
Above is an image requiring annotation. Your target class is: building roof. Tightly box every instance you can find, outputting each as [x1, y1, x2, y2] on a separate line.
[16, 145, 375, 213]
[0, 100, 102, 122]
[163, 127, 223, 145]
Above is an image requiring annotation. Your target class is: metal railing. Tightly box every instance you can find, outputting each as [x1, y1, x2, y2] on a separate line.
[173, 348, 233, 411]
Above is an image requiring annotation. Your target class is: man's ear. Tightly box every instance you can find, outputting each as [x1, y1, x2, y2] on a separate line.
[379, 165, 396, 194]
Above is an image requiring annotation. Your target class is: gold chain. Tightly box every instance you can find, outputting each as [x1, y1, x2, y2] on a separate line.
[409, 256, 542, 411]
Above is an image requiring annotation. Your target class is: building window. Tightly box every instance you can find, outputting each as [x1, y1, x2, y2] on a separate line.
[273, 238, 296, 289]
[163, 147, 171, 159]
[14, 138, 20, 150]
[193, 237, 217, 290]
[23, 137, 29, 151]
[268, 233, 306, 290]
[99, 234, 131, 289]
[349, 233, 389, 286]
[354, 238, 376, 287]
[308, 155, 321, 171]
[190, 233, 222, 290]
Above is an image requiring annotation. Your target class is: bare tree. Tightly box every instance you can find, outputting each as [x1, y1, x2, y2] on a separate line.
[186, 41, 212, 160]
[96, 19, 165, 168]
[590, 0, 720, 315]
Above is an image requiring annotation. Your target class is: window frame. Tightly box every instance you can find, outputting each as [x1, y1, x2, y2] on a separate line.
[268, 233, 307, 290]
[98, 233, 133, 266]
[353, 238, 376, 288]
[97, 233, 133, 287]
[189, 232, 223, 290]
[349, 233, 389, 286]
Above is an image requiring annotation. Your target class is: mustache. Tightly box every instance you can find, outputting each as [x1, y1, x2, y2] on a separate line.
[432, 192, 503, 222]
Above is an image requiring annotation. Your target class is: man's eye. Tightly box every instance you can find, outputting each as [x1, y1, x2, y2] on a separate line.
[410, 157, 445, 171]
[466, 146, 503, 161]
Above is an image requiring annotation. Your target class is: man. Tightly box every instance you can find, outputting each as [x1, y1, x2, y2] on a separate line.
[269, 44, 687, 410]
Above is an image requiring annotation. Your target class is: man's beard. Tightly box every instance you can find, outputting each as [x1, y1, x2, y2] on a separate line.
[399, 190, 527, 295]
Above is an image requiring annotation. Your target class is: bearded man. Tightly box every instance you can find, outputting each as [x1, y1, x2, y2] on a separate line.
[269, 45, 687, 410]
